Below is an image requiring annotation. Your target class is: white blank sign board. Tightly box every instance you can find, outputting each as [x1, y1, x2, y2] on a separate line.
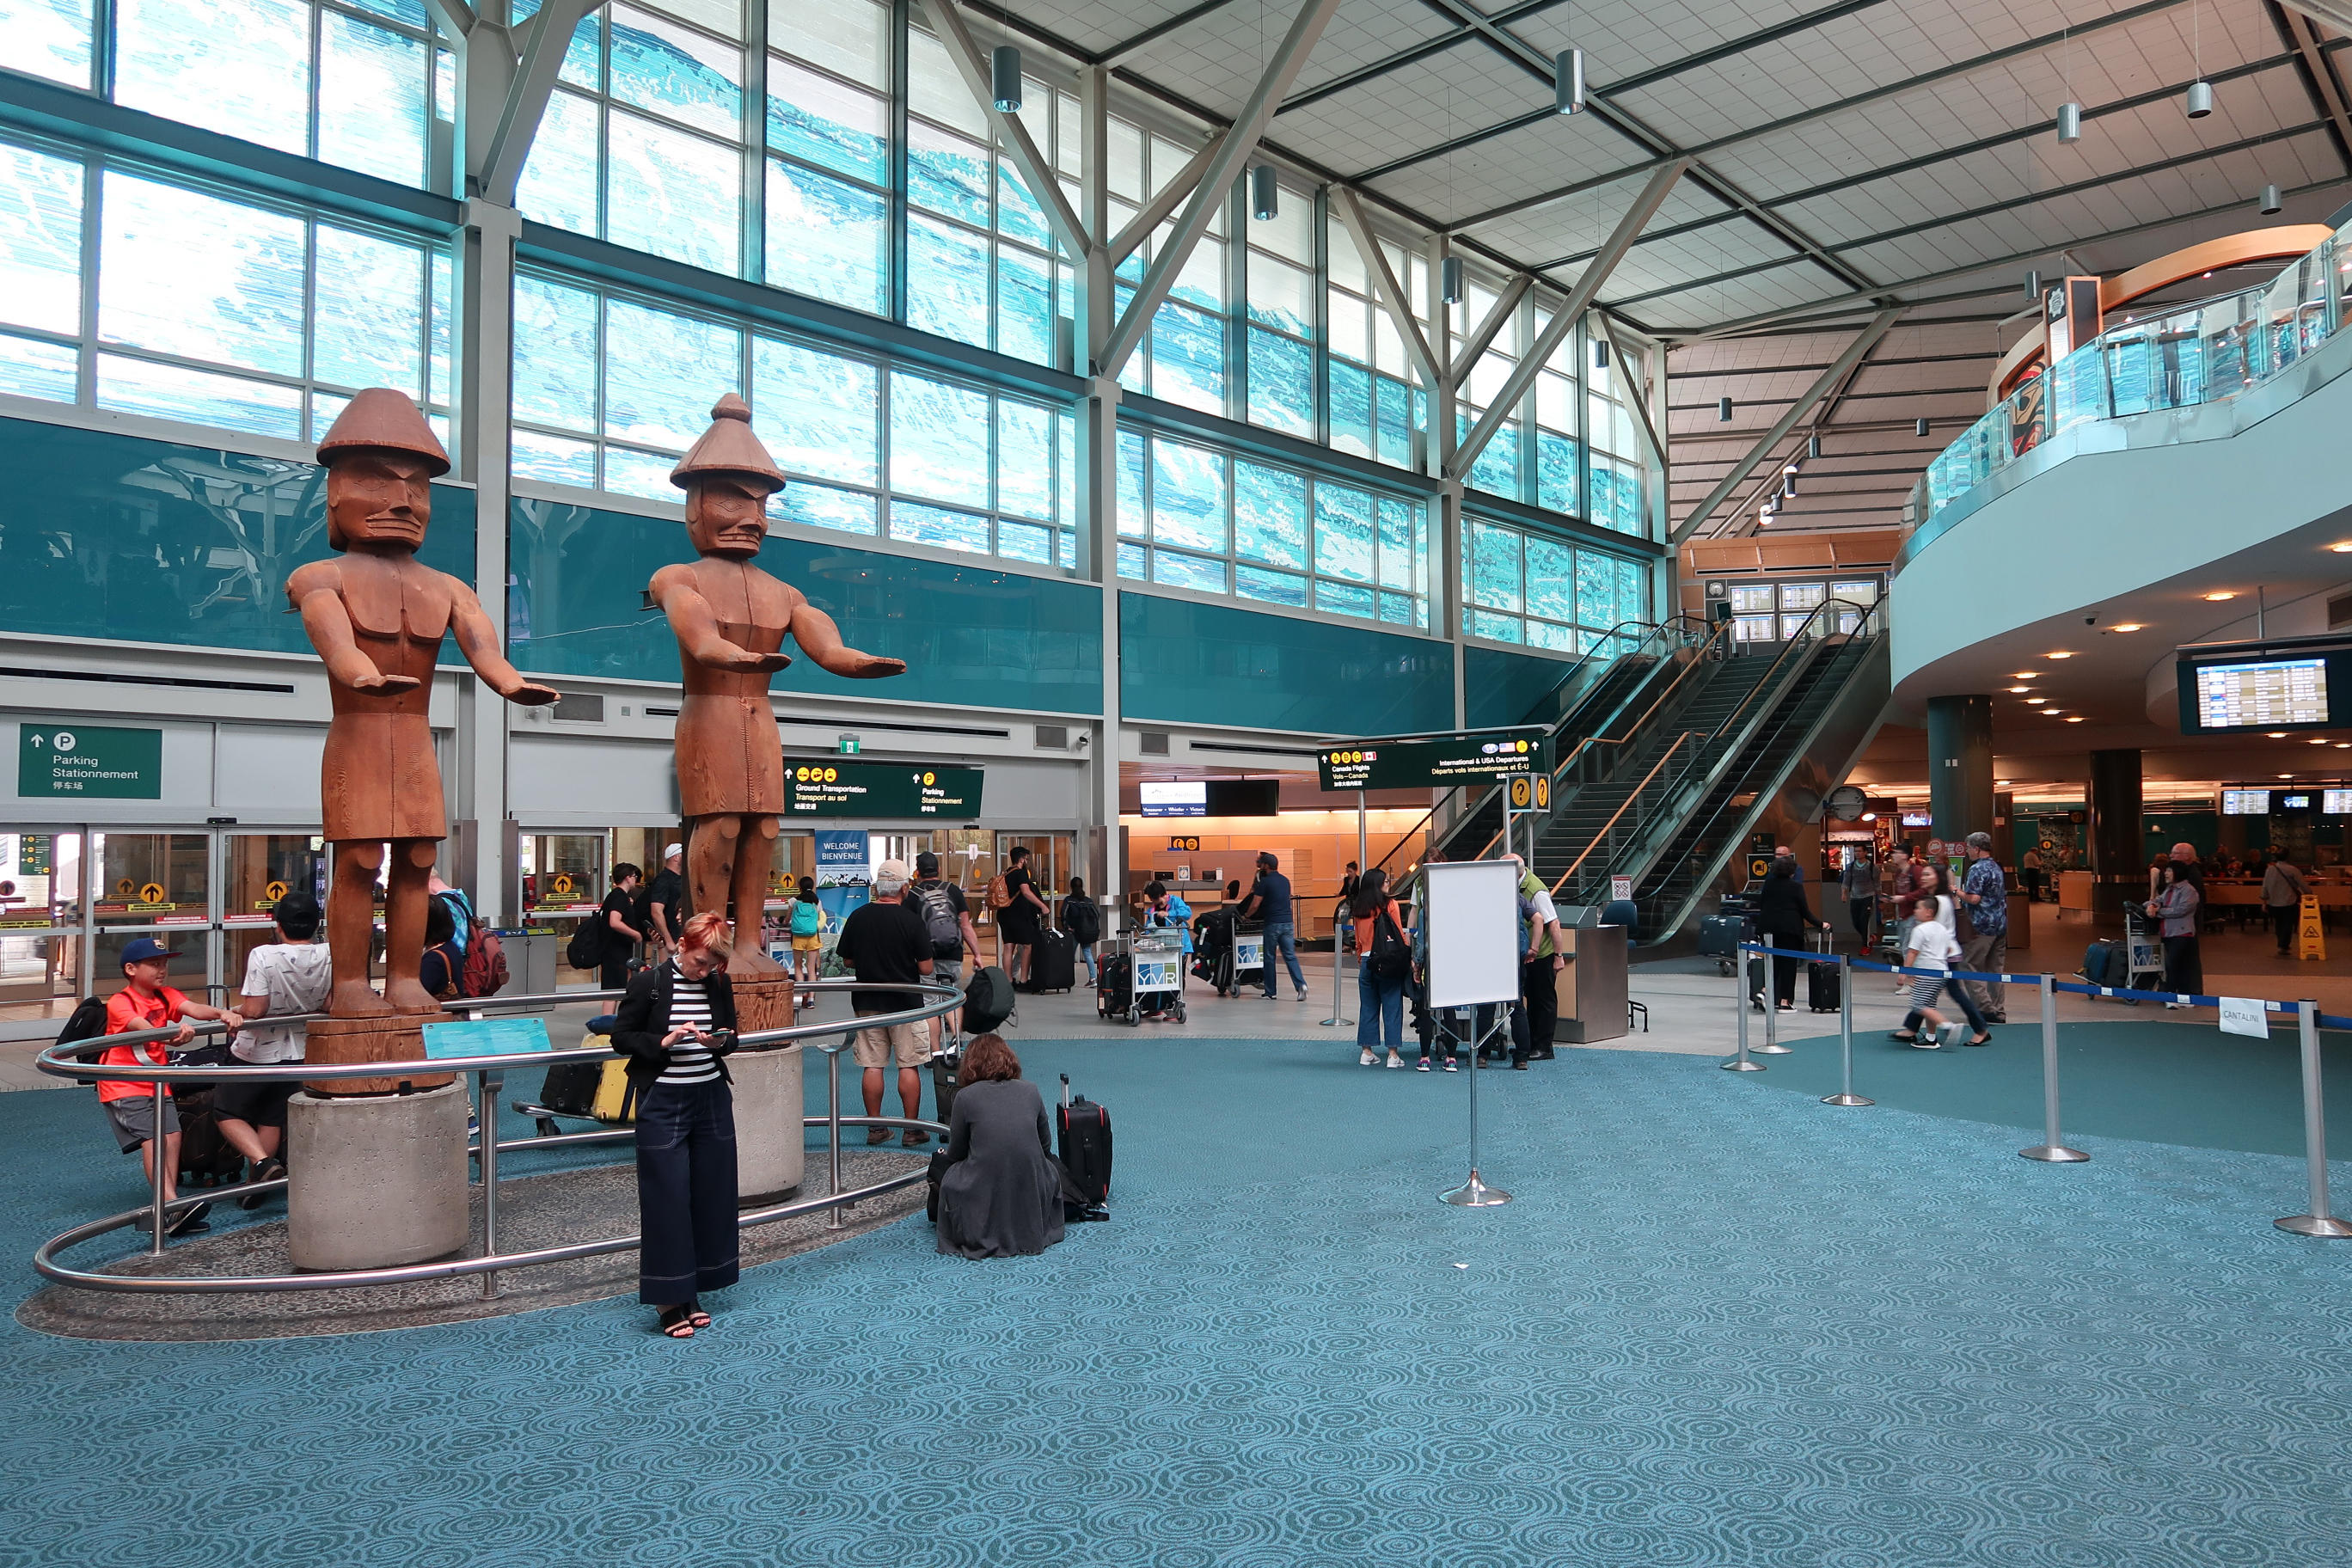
[1423, 859, 1524, 1008]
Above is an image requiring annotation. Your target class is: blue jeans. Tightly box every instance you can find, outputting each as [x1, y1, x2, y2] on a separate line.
[1356, 965, 1406, 1050]
[1261, 921, 1303, 996]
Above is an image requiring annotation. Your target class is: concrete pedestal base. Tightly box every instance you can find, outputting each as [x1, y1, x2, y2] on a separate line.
[731, 1045, 804, 1201]
[285, 1081, 469, 1271]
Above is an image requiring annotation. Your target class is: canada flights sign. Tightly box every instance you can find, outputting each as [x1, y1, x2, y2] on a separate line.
[786, 759, 983, 818]
[1316, 727, 1550, 791]
[19, 725, 162, 799]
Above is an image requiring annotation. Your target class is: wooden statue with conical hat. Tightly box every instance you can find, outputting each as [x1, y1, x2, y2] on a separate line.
[651, 394, 904, 988]
[288, 389, 559, 1049]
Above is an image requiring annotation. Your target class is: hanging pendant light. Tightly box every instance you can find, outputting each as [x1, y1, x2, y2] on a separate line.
[2055, 102, 2082, 144]
[1555, 49, 1585, 115]
[2024, 268, 2042, 301]
[2261, 183, 2283, 215]
[1250, 165, 1278, 221]
[1807, 435, 1822, 459]
[1441, 256, 1464, 304]
[990, 46, 1023, 113]
[1717, 397, 1733, 422]
[1592, 339, 1610, 370]
[2185, 79, 2214, 119]
[1784, 475, 1798, 498]
[1915, 417, 1931, 438]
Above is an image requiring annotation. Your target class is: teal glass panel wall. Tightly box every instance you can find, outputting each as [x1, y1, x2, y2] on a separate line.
[1466, 644, 1578, 729]
[0, 414, 475, 657]
[510, 498, 1104, 714]
[1120, 591, 1453, 734]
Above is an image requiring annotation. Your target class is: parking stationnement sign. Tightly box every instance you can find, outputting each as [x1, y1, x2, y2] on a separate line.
[19, 725, 162, 799]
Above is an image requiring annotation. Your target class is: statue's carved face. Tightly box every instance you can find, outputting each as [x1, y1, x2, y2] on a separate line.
[685, 476, 772, 560]
[326, 451, 433, 552]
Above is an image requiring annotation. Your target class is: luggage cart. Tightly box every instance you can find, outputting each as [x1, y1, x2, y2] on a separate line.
[2121, 908, 2166, 1000]
[1124, 928, 1187, 1026]
[1228, 918, 1265, 997]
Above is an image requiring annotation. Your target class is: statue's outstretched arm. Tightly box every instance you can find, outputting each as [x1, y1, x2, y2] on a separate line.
[450, 582, 559, 704]
[789, 598, 905, 678]
[655, 566, 791, 673]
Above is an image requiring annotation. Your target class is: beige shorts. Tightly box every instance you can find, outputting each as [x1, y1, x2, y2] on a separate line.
[853, 1020, 928, 1069]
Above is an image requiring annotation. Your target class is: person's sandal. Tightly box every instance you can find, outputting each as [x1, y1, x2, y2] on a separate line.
[658, 1305, 695, 1338]
[1965, 1032, 1992, 1046]
[684, 1300, 713, 1329]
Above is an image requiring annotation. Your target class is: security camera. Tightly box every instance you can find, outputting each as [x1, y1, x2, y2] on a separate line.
[1075, 733, 1091, 750]
[2084, 616, 2098, 626]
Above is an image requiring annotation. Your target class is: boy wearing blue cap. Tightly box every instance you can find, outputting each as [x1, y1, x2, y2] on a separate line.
[96, 937, 242, 1235]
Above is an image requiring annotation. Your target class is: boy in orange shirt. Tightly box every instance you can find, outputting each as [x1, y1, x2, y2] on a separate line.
[97, 938, 242, 1236]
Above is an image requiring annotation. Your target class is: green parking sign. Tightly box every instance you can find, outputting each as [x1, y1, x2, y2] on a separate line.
[19, 725, 162, 799]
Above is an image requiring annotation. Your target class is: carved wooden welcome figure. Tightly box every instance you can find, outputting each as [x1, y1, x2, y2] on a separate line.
[650, 395, 904, 1000]
[287, 390, 557, 1056]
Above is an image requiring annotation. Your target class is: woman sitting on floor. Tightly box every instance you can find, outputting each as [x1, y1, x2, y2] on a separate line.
[934, 1033, 1067, 1260]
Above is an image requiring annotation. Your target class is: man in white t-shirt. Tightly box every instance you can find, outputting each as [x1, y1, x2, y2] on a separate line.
[217, 891, 333, 1204]
[1510, 856, 1568, 1069]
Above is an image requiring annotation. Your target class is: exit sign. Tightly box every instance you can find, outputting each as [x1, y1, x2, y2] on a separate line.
[838, 736, 861, 755]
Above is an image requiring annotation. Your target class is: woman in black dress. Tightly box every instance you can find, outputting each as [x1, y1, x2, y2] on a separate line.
[611, 910, 742, 1338]
[934, 1034, 1066, 1259]
[1755, 856, 1831, 1012]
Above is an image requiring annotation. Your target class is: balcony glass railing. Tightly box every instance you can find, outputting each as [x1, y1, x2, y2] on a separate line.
[1904, 223, 2352, 548]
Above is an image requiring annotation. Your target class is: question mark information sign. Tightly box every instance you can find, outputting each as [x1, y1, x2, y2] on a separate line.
[19, 724, 162, 799]
[1316, 727, 1551, 791]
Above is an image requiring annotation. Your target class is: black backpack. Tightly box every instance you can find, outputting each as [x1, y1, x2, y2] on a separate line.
[1368, 907, 1412, 977]
[567, 922, 603, 971]
[1063, 897, 1100, 945]
[56, 994, 107, 1047]
[910, 880, 963, 959]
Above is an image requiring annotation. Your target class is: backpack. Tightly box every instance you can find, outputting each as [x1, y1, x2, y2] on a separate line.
[1369, 905, 1412, 977]
[1064, 897, 1100, 945]
[910, 881, 961, 958]
[459, 922, 508, 997]
[986, 874, 1013, 910]
[567, 922, 603, 971]
[56, 994, 107, 1050]
[789, 897, 823, 937]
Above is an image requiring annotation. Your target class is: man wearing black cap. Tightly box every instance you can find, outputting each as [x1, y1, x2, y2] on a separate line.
[905, 851, 978, 1054]
[1239, 852, 1308, 1001]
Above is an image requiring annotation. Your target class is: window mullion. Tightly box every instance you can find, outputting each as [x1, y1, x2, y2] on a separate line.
[742, 0, 767, 285]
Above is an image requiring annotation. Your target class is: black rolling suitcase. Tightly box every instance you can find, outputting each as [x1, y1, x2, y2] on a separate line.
[1095, 952, 1133, 1020]
[1057, 1074, 1112, 1219]
[1029, 928, 1077, 993]
[1805, 929, 1841, 1012]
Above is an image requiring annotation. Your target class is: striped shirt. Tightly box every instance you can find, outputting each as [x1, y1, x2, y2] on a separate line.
[658, 960, 723, 1086]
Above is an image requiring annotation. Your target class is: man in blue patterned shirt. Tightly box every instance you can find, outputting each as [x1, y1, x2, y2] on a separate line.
[1960, 831, 2009, 1024]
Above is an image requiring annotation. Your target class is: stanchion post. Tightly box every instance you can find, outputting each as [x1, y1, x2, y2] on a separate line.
[1824, 952, 1871, 1106]
[1441, 1011, 1511, 1206]
[478, 1068, 504, 1298]
[1753, 946, 1790, 1053]
[1724, 945, 1764, 1071]
[2275, 998, 2352, 1236]
[823, 1038, 848, 1230]
[2020, 973, 2087, 1162]
[149, 1077, 168, 1255]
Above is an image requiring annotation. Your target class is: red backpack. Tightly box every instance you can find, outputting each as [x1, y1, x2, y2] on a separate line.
[459, 920, 508, 997]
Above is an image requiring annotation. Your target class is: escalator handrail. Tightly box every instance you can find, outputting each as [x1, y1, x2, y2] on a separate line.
[1548, 729, 1707, 887]
[1553, 616, 1736, 778]
[1550, 596, 1883, 900]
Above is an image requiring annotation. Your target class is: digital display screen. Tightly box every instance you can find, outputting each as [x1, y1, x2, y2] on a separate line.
[2327, 789, 2352, 815]
[1316, 728, 1549, 791]
[1900, 811, 1932, 827]
[2195, 658, 2328, 730]
[2282, 794, 2312, 810]
[2221, 789, 2271, 816]
[1139, 781, 1207, 818]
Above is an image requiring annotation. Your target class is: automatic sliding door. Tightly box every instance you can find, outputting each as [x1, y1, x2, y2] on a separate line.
[0, 830, 86, 1022]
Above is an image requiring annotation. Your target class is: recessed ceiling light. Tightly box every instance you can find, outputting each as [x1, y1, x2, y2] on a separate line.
[2282, 774, 2295, 779]
[2337, 744, 2350, 749]
[2066, 716, 2086, 722]
[2024, 696, 2046, 704]
[2008, 685, 2032, 692]
[2012, 671, 2038, 679]
[2043, 707, 2065, 715]
[2269, 732, 2289, 738]
[2046, 651, 2073, 658]
[2332, 542, 2352, 553]
[2110, 622, 2144, 632]
[2313, 738, 2332, 745]
[2203, 591, 2237, 602]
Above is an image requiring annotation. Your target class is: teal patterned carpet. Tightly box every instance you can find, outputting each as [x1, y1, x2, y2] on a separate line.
[7, 1031, 2352, 1567]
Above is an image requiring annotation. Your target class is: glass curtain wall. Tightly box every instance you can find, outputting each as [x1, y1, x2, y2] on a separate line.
[1325, 217, 1428, 470]
[1116, 426, 1428, 628]
[0, 136, 453, 441]
[1462, 513, 1647, 652]
[22, 0, 449, 190]
[510, 272, 1074, 567]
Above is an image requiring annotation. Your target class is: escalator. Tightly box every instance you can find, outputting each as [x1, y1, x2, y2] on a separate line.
[1534, 597, 1890, 940]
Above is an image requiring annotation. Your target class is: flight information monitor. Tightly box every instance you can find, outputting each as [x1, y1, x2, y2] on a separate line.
[1139, 781, 1207, 818]
[2190, 658, 2328, 731]
[2220, 788, 2270, 816]
[2328, 789, 2352, 815]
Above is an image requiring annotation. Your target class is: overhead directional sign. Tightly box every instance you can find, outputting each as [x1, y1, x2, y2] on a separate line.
[786, 759, 983, 818]
[1316, 727, 1550, 791]
[19, 724, 162, 799]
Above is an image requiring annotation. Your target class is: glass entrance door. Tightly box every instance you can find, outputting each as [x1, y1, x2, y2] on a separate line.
[222, 833, 328, 989]
[90, 830, 211, 1002]
[0, 830, 86, 1024]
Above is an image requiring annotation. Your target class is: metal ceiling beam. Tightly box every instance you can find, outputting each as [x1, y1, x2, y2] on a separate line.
[1099, 0, 1242, 64]
[1449, 158, 1687, 478]
[1283, 0, 1571, 113]
[1598, 318, 1667, 470]
[1602, 116, 2333, 309]
[1670, 309, 1898, 543]
[1097, 0, 1345, 379]
[1451, 273, 1533, 388]
[1530, 48, 2318, 272]
[1330, 187, 1442, 391]
[923, 0, 1092, 261]
[1447, 0, 2188, 234]
[478, 0, 602, 205]
[1658, 174, 2350, 340]
[2270, 0, 2352, 171]
[1347, 0, 1891, 181]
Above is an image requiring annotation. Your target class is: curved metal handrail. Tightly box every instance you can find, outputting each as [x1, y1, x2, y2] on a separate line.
[33, 979, 965, 1297]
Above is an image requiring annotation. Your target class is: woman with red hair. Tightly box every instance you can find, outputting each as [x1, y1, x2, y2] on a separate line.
[613, 910, 742, 1337]
[933, 1033, 1067, 1259]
